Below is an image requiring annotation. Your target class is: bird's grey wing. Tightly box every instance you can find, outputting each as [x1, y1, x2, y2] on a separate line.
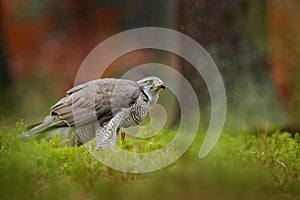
[65, 79, 99, 96]
[50, 79, 141, 127]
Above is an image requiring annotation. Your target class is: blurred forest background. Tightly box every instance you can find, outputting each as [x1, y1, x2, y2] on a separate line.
[1, 0, 300, 133]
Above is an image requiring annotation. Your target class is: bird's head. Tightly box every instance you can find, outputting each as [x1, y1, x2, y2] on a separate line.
[137, 76, 165, 98]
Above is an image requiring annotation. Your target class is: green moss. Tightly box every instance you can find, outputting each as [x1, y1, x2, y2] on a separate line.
[0, 121, 299, 200]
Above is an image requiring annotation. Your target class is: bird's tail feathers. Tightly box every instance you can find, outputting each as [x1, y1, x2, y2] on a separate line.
[18, 115, 64, 141]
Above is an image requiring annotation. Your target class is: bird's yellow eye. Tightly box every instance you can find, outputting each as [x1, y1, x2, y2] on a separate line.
[146, 80, 153, 85]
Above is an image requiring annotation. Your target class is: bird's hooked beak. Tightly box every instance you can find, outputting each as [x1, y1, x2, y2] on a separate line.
[153, 84, 165, 90]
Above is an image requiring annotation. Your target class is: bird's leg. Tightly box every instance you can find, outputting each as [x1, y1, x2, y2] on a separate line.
[121, 132, 125, 144]
[75, 138, 83, 146]
[120, 131, 126, 144]
[117, 128, 125, 144]
[117, 128, 126, 144]
[95, 109, 129, 151]
[95, 126, 109, 151]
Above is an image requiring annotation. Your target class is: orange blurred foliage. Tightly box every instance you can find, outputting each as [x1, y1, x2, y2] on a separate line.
[268, 0, 300, 124]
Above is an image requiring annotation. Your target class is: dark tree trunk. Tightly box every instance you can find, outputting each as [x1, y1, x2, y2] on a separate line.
[177, 0, 278, 128]
[0, 2, 12, 91]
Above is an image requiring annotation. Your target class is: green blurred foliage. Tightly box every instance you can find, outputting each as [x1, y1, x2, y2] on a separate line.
[0, 76, 68, 126]
[0, 121, 299, 200]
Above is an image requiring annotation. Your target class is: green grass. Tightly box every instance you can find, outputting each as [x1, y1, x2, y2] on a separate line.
[0, 121, 300, 200]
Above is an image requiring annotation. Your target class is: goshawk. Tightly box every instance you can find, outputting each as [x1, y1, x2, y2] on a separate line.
[19, 76, 165, 150]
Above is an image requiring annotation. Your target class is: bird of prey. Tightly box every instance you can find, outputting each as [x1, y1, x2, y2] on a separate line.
[18, 76, 165, 150]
